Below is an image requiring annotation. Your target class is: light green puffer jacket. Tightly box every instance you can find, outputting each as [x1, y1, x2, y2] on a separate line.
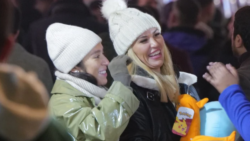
[49, 80, 139, 141]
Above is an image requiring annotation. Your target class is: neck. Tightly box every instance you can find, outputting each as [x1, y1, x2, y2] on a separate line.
[239, 52, 250, 65]
[153, 68, 161, 73]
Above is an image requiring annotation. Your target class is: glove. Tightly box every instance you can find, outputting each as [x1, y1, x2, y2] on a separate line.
[108, 55, 132, 88]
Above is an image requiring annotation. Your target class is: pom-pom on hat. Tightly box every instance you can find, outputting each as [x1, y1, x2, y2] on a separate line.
[46, 23, 102, 73]
[101, 0, 161, 55]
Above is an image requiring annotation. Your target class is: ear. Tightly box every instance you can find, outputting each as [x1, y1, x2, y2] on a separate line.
[70, 66, 84, 73]
[234, 34, 244, 48]
[0, 36, 14, 62]
[196, 98, 209, 109]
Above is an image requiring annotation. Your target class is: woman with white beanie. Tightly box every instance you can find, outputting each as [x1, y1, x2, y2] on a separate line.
[46, 23, 139, 141]
[101, 0, 194, 140]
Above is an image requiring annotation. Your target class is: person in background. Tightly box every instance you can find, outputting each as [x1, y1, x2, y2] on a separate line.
[89, 0, 106, 24]
[213, 15, 238, 69]
[163, 0, 207, 77]
[47, 23, 139, 141]
[160, 1, 194, 73]
[161, 1, 174, 31]
[230, 6, 250, 101]
[35, 0, 54, 16]
[7, 7, 53, 93]
[24, 0, 108, 81]
[128, 0, 157, 9]
[227, 7, 250, 141]
[195, 0, 215, 39]
[0, 1, 72, 141]
[203, 62, 250, 141]
[13, 0, 42, 32]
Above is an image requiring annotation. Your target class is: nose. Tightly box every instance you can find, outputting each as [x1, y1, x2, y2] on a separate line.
[150, 38, 159, 48]
[102, 55, 110, 66]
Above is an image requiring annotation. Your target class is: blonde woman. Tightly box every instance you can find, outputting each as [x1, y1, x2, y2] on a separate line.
[100, 0, 192, 140]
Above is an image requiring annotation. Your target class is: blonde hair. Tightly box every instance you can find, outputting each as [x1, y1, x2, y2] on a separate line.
[127, 44, 179, 103]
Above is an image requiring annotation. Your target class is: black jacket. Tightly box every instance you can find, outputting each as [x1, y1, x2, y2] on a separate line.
[120, 66, 200, 141]
[120, 81, 180, 141]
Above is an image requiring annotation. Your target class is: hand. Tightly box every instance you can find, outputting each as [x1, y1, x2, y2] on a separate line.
[203, 62, 239, 93]
[108, 55, 132, 87]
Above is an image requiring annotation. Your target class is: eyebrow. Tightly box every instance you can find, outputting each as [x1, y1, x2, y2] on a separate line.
[138, 29, 159, 39]
[91, 50, 101, 55]
[153, 29, 159, 33]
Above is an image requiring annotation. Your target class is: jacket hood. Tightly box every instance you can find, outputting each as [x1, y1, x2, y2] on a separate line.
[163, 26, 207, 52]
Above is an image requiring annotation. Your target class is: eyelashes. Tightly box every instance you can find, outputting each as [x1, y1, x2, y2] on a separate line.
[139, 33, 161, 43]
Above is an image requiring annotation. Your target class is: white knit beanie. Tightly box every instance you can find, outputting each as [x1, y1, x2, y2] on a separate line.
[101, 0, 161, 55]
[46, 23, 102, 73]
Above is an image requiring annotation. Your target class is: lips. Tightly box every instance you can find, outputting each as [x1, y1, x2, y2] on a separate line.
[99, 70, 107, 74]
[149, 50, 161, 57]
[99, 68, 107, 77]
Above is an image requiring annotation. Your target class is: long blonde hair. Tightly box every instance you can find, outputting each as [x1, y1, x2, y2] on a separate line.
[127, 44, 179, 103]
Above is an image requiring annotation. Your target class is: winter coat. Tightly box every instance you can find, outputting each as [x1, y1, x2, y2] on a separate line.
[238, 53, 250, 101]
[163, 26, 207, 76]
[49, 80, 139, 141]
[24, 0, 108, 81]
[7, 43, 53, 93]
[120, 69, 176, 141]
[120, 67, 198, 141]
[236, 52, 250, 141]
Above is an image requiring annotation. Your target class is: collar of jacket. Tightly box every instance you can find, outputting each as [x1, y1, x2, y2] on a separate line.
[53, 71, 107, 104]
[239, 52, 250, 67]
[131, 67, 197, 91]
[51, 79, 84, 96]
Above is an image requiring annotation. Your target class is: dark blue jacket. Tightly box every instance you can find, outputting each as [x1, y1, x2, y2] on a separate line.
[163, 27, 207, 76]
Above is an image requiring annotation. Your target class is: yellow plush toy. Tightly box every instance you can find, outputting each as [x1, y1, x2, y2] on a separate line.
[175, 94, 236, 141]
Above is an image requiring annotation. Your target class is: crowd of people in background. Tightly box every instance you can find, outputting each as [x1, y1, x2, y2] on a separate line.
[0, 0, 250, 141]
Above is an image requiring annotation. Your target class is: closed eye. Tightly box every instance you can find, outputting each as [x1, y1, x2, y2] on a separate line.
[155, 33, 161, 37]
[140, 39, 148, 43]
[94, 55, 100, 58]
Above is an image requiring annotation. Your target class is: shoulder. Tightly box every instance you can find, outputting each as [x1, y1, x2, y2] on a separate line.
[49, 93, 94, 117]
[131, 82, 161, 103]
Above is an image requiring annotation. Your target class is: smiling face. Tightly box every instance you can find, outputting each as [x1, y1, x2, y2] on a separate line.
[80, 43, 109, 86]
[131, 27, 165, 72]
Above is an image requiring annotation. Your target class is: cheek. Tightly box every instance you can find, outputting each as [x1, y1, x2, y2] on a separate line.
[158, 37, 165, 48]
[84, 61, 99, 78]
[133, 44, 150, 63]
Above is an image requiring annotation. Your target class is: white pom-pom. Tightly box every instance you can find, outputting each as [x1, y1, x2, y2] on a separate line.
[101, 0, 127, 19]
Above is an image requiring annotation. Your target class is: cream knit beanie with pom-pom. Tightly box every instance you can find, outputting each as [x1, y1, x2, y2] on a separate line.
[101, 0, 161, 55]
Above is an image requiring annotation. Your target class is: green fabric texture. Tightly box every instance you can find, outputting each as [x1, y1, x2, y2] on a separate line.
[49, 80, 139, 141]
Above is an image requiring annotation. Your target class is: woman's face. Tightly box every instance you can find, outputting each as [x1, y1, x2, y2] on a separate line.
[132, 27, 165, 72]
[81, 43, 109, 86]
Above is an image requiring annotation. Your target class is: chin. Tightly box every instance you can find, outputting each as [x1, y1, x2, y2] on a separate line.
[97, 79, 107, 86]
[150, 61, 164, 69]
